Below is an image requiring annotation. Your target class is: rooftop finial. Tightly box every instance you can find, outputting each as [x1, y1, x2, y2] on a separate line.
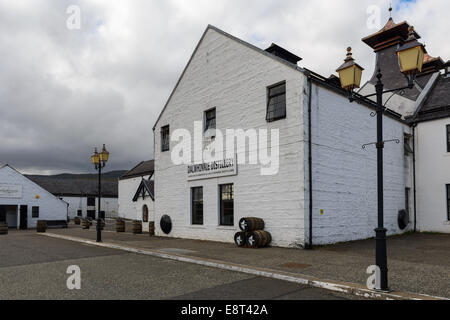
[389, 4, 393, 18]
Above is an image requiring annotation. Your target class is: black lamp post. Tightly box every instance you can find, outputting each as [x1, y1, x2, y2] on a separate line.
[336, 27, 426, 291]
[91, 144, 110, 243]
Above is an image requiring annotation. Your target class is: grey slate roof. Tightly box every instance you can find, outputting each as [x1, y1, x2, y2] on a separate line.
[415, 75, 450, 122]
[120, 160, 154, 180]
[28, 176, 118, 198]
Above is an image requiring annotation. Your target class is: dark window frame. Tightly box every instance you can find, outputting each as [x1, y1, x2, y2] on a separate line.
[219, 184, 234, 226]
[447, 185, 450, 221]
[142, 205, 149, 223]
[32, 206, 39, 219]
[87, 197, 96, 207]
[446, 125, 450, 153]
[204, 108, 216, 133]
[191, 187, 203, 225]
[266, 81, 287, 123]
[161, 125, 170, 152]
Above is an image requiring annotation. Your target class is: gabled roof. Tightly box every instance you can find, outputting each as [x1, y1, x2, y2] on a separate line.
[120, 160, 154, 180]
[152, 25, 306, 131]
[0, 164, 68, 204]
[28, 176, 119, 198]
[132, 179, 154, 202]
[414, 75, 450, 123]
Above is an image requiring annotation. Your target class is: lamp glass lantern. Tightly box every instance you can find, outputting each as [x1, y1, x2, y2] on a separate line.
[397, 27, 426, 75]
[99, 144, 109, 163]
[91, 148, 100, 165]
[336, 47, 364, 91]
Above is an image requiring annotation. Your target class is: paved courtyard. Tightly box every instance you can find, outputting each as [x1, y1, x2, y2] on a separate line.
[0, 231, 355, 300]
[45, 222, 450, 299]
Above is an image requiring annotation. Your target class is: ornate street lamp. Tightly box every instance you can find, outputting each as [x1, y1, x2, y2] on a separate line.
[91, 144, 110, 243]
[336, 27, 425, 291]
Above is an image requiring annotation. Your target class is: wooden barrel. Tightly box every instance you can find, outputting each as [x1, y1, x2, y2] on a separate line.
[0, 222, 8, 235]
[81, 219, 90, 230]
[116, 219, 125, 233]
[148, 222, 155, 236]
[239, 217, 265, 232]
[132, 220, 142, 234]
[246, 230, 272, 248]
[74, 217, 81, 225]
[36, 220, 47, 233]
[96, 220, 105, 230]
[234, 232, 248, 247]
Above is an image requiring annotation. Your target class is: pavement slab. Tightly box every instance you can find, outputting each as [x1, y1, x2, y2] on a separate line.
[32, 224, 450, 299]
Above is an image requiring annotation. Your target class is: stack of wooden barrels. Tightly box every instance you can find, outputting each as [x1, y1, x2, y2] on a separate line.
[74, 217, 81, 225]
[148, 222, 155, 236]
[36, 220, 47, 233]
[132, 220, 142, 234]
[81, 219, 90, 230]
[0, 222, 8, 235]
[116, 219, 125, 233]
[235, 217, 272, 249]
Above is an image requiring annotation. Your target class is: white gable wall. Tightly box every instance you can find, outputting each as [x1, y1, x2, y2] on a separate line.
[0, 165, 67, 228]
[154, 28, 306, 247]
[415, 119, 450, 233]
[118, 175, 154, 222]
[308, 84, 414, 244]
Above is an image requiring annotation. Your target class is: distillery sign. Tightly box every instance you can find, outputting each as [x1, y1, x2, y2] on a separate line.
[0, 184, 23, 199]
[187, 157, 237, 181]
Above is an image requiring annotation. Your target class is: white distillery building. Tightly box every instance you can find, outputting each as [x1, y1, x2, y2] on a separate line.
[28, 176, 119, 220]
[358, 18, 450, 234]
[0, 165, 68, 229]
[152, 25, 415, 248]
[118, 160, 155, 231]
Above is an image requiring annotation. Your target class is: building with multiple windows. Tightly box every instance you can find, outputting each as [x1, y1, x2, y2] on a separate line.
[28, 175, 119, 220]
[152, 24, 416, 247]
[0, 164, 68, 229]
[118, 160, 155, 232]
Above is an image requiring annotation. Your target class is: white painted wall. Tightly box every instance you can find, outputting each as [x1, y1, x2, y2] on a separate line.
[307, 84, 414, 245]
[0, 165, 67, 228]
[118, 175, 154, 220]
[63, 196, 118, 219]
[415, 119, 450, 233]
[154, 28, 306, 248]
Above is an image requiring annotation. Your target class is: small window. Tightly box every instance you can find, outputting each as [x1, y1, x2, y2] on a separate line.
[446, 125, 450, 153]
[266, 82, 286, 122]
[204, 108, 216, 133]
[191, 187, 203, 225]
[142, 205, 149, 223]
[447, 185, 450, 221]
[161, 125, 170, 152]
[87, 197, 96, 207]
[220, 184, 234, 226]
[32, 207, 39, 218]
[77, 210, 82, 217]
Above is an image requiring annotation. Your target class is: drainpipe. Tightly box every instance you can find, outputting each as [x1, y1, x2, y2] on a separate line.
[412, 123, 417, 232]
[305, 75, 313, 250]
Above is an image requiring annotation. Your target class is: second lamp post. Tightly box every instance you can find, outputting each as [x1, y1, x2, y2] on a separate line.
[336, 26, 426, 291]
[91, 144, 110, 243]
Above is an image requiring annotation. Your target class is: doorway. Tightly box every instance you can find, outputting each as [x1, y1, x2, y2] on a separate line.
[20, 205, 28, 230]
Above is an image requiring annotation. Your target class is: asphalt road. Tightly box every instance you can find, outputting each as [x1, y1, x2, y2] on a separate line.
[0, 231, 355, 300]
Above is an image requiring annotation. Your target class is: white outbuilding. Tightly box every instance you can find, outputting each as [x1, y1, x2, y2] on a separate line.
[0, 164, 68, 229]
[118, 160, 155, 232]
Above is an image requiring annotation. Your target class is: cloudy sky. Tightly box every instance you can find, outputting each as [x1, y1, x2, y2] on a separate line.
[0, 0, 448, 175]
